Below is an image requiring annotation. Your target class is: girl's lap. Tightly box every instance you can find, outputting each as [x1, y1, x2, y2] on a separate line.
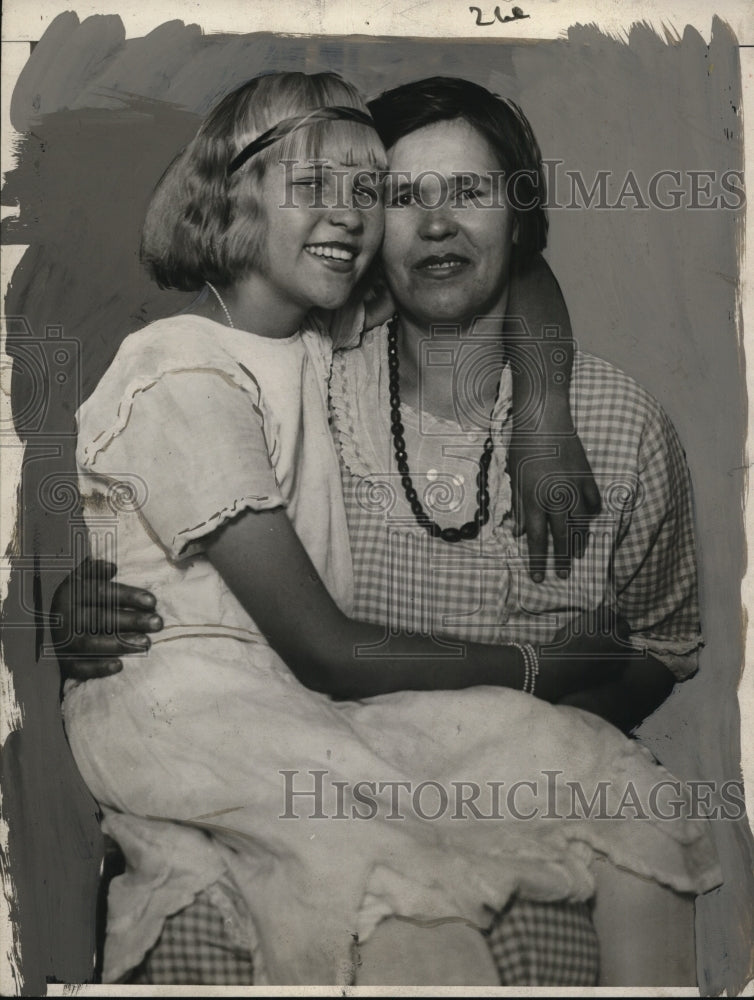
[65, 642, 686, 835]
[67, 647, 708, 984]
[66, 644, 715, 913]
[65, 644, 636, 817]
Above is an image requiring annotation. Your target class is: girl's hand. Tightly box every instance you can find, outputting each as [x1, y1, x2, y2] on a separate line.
[51, 557, 162, 681]
[534, 608, 675, 732]
[534, 609, 635, 703]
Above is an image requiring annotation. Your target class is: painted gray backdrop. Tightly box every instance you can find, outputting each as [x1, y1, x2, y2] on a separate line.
[1, 11, 751, 994]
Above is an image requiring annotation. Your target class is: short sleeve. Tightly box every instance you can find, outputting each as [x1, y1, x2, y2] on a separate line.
[81, 370, 285, 560]
[613, 402, 702, 679]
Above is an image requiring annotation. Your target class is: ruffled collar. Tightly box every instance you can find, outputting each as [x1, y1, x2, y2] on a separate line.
[330, 322, 514, 533]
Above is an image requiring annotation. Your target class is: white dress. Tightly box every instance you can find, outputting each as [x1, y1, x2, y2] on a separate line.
[64, 314, 721, 985]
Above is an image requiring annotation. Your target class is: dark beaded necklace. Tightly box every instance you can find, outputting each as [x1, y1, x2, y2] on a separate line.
[387, 315, 494, 543]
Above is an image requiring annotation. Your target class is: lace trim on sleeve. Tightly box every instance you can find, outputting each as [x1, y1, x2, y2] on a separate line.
[171, 492, 285, 560]
[627, 634, 703, 681]
[329, 327, 388, 481]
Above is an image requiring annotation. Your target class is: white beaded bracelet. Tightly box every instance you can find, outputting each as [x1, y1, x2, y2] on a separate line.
[526, 642, 540, 696]
[510, 641, 539, 695]
[511, 641, 529, 692]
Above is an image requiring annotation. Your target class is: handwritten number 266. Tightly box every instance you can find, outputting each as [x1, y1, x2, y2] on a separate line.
[469, 5, 529, 26]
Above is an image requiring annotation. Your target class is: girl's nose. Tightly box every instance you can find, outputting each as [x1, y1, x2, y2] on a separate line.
[418, 205, 459, 241]
[328, 202, 364, 232]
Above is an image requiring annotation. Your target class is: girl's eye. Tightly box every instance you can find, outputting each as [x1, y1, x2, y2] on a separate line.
[290, 177, 329, 207]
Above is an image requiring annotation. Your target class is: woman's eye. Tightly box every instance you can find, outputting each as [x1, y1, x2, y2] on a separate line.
[457, 186, 482, 205]
[390, 189, 414, 208]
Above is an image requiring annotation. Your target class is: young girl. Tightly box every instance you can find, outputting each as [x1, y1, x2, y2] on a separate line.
[64, 72, 720, 985]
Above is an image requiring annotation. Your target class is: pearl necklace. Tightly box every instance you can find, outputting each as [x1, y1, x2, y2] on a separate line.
[206, 282, 235, 328]
[387, 316, 494, 543]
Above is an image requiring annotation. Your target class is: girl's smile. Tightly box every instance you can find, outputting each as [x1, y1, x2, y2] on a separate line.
[248, 153, 383, 324]
[303, 240, 360, 268]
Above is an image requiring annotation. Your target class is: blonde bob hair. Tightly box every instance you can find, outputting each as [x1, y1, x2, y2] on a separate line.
[141, 72, 386, 292]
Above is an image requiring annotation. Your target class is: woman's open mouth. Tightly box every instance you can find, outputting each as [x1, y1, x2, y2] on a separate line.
[413, 253, 470, 278]
[304, 242, 358, 271]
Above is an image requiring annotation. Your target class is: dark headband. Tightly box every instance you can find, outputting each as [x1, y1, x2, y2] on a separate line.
[227, 106, 377, 176]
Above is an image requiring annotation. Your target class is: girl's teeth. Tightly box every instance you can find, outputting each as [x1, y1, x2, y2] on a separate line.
[427, 260, 461, 269]
[305, 245, 354, 261]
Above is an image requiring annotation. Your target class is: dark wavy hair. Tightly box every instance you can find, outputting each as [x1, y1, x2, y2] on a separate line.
[141, 72, 386, 291]
[368, 76, 548, 259]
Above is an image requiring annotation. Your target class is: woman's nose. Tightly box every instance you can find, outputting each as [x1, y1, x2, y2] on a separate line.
[418, 205, 459, 240]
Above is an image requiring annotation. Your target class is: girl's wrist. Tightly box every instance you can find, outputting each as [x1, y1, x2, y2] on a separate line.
[508, 641, 539, 695]
[495, 643, 528, 693]
[536, 667, 568, 705]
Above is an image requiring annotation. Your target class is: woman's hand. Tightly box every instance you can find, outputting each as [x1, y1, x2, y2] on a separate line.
[51, 557, 162, 681]
[508, 398, 602, 583]
[506, 253, 602, 581]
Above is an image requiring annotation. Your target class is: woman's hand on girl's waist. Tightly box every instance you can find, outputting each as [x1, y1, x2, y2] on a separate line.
[52, 556, 162, 682]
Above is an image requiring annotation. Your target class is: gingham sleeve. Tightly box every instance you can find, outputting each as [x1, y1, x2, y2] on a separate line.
[612, 397, 702, 678]
[81, 369, 284, 560]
